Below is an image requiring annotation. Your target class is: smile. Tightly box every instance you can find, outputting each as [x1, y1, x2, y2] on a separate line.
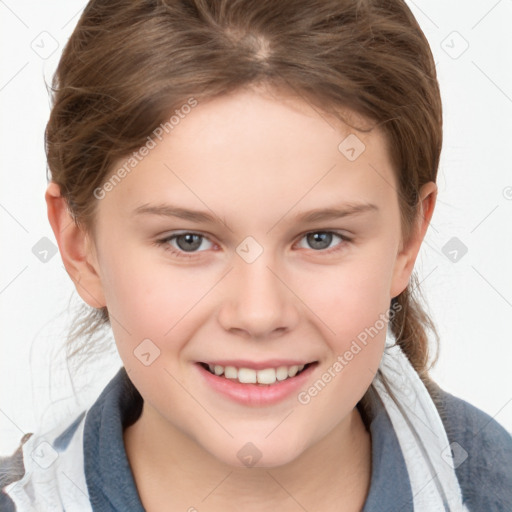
[200, 362, 314, 385]
[196, 360, 318, 406]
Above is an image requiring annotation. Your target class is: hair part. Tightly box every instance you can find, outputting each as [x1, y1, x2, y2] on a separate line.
[45, 0, 442, 391]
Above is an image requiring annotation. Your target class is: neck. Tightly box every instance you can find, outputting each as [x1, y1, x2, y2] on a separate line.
[124, 403, 372, 512]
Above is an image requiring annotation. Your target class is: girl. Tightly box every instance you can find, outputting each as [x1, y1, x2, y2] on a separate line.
[2, 0, 511, 511]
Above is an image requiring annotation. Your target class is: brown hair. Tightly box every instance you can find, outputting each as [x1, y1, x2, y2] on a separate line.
[45, 0, 442, 389]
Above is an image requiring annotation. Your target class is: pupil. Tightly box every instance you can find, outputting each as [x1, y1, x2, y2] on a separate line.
[307, 232, 332, 250]
[177, 234, 201, 251]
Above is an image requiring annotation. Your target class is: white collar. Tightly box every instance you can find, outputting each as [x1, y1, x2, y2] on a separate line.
[372, 326, 469, 511]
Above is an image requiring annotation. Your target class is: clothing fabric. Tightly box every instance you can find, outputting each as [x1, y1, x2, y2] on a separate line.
[2, 341, 512, 511]
[373, 327, 468, 510]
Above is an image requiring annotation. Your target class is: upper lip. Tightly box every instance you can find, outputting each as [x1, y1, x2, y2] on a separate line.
[199, 359, 317, 370]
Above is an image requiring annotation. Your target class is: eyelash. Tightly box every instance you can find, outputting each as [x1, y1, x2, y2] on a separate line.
[154, 230, 352, 260]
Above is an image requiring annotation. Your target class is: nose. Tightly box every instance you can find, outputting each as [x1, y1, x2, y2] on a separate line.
[217, 255, 300, 339]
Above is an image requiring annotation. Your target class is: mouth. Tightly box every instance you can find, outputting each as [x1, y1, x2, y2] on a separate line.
[198, 361, 317, 386]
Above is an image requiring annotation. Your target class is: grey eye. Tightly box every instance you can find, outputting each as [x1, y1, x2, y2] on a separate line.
[305, 232, 334, 250]
[175, 233, 204, 252]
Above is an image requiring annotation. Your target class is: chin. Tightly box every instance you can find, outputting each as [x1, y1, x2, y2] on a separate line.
[205, 437, 308, 470]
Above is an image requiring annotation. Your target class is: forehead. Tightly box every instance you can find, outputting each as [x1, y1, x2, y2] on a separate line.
[97, 88, 398, 227]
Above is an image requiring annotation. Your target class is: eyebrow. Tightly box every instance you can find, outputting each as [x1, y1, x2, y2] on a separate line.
[293, 202, 379, 223]
[132, 201, 379, 226]
[133, 203, 220, 223]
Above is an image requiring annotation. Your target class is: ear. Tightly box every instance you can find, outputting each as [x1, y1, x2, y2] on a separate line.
[390, 181, 438, 299]
[45, 182, 106, 309]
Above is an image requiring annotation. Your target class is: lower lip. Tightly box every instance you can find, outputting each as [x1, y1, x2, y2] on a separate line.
[195, 363, 317, 407]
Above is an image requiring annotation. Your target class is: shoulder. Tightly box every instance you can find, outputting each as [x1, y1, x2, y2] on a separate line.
[0, 410, 92, 512]
[431, 382, 512, 511]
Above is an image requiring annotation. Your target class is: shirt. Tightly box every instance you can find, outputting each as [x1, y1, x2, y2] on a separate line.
[1, 366, 511, 511]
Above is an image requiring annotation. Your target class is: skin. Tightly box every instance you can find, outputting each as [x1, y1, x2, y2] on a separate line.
[46, 86, 437, 511]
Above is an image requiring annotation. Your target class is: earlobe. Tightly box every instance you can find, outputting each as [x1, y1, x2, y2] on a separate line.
[45, 182, 106, 309]
[390, 182, 438, 299]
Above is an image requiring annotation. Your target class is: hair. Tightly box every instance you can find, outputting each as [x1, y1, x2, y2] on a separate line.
[45, 0, 442, 395]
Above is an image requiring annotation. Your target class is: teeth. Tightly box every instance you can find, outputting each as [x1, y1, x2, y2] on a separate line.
[204, 363, 309, 385]
[238, 368, 257, 383]
[276, 366, 289, 381]
[224, 366, 237, 379]
[257, 368, 276, 385]
[288, 365, 299, 377]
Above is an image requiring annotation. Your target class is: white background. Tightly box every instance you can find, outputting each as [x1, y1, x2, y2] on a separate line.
[1, 1, 511, 454]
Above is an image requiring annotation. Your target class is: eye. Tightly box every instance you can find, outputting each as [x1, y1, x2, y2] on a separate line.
[155, 230, 351, 260]
[295, 231, 351, 252]
[155, 231, 214, 259]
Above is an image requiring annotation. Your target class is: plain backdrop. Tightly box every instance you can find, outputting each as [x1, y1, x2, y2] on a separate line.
[1, 0, 511, 454]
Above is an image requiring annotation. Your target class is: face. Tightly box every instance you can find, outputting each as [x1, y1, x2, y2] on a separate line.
[84, 87, 411, 467]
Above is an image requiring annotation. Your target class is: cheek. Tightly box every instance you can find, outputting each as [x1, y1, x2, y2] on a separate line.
[294, 263, 389, 422]
[294, 251, 394, 339]
[291, 251, 393, 391]
[98, 244, 209, 356]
